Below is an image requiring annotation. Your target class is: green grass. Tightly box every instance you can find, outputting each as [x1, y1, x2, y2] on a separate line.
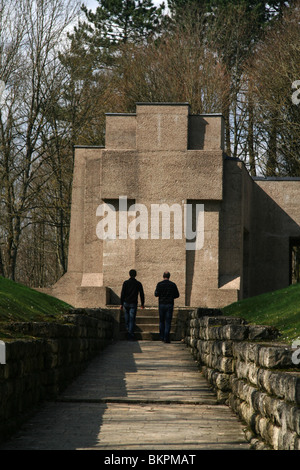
[0, 276, 72, 326]
[222, 282, 300, 344]
[1, 276, 300, 344]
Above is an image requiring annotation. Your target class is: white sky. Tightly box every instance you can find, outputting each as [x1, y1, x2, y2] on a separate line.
[83, 0, 164, 11]
[82, 0, 98, 10]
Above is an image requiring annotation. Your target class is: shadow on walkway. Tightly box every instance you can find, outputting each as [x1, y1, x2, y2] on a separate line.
[1, 341, 251, 450]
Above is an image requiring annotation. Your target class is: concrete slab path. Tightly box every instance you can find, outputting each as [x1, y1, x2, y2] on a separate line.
[1, 341, 251, 451]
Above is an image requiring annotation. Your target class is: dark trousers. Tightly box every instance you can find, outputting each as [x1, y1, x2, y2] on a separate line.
[159, 304, 173, 342]
[123, 302, 137, 338]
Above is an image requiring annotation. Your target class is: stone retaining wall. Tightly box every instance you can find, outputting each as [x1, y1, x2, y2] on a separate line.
[185, 311, 300, 450]
[0, 309, 114, 443]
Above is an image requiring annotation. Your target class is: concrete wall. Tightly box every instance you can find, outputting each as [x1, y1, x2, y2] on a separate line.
[49, 103, 237, 309]
[249, 179, 300, 297]
[47, 102, 300, 311]
[0, 310, 114, 443]
[185, 312, 300, 450]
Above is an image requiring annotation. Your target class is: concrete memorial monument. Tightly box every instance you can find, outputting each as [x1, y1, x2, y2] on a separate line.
[46, 103, 300, 308]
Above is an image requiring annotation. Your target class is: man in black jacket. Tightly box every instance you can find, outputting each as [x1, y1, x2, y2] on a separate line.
[154, 271, 179, 343]
[120, 269, 145, 340]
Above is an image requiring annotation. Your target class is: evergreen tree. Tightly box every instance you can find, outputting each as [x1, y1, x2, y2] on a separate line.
[70, 0, 165, 58]
[167, 0, 295, 166]
[65, 0, 166, 82]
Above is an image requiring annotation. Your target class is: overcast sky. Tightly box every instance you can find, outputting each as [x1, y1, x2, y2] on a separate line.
[82, 0, 164, 11]
[82, 0, 98, 10]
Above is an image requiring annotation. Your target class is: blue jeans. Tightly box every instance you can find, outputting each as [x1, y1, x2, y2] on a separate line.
[123, 302, 137, 338]
[159, 304, 173, 342]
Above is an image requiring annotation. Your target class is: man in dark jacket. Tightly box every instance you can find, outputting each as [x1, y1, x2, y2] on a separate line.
[120, 269, 145, 340]
[154, 271, 179, 343]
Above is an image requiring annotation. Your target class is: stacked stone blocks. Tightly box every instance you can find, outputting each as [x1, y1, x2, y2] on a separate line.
[185, 312, 300, 450]
[0, 309, 114, 443]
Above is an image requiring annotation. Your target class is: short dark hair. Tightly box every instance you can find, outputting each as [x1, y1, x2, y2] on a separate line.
[163, 271, 170, 279]
[129, 269, 137, 277]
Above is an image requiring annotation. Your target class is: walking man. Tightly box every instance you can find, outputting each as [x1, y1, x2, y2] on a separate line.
[120, 269, 145, 340]
[154, 271, 179, 343]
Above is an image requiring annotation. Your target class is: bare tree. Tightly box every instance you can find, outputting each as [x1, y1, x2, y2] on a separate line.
[112, 13, 230, 116]
[245, 4, 300, 176]
[0, 0, 80, 281]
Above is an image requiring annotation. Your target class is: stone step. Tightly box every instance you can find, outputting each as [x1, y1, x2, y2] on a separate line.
[120, 315, 177, 341]
[135, 323, 175, 332]
[135, 316, 159, 324]
[132, 311, 179, 319]
[122, 315, 179, 327]
[119, 330, 177, 341]
[116, 306, 192, 341]
[137, 309, 159, 317]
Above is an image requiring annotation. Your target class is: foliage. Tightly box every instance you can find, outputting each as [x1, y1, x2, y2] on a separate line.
[0, 0, 80, 284]
[246, 7, 300, 176]
[67, 0, 166, 71]
[165, 0, 299, 170]
[113, 15, 230, 114]
[80, 0, 165, 45]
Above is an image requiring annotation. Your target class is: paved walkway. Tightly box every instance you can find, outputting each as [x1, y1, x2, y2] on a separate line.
[1, 341, 251, 450]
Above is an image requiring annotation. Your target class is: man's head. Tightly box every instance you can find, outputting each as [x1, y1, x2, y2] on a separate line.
[163, 271, 170, 279]
[129, 269, 137, 278]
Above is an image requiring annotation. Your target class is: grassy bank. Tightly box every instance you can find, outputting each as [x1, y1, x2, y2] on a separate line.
[0, 276, 299, 344]
[222, 282, 300, 344]
[0, 276, 72, 327]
